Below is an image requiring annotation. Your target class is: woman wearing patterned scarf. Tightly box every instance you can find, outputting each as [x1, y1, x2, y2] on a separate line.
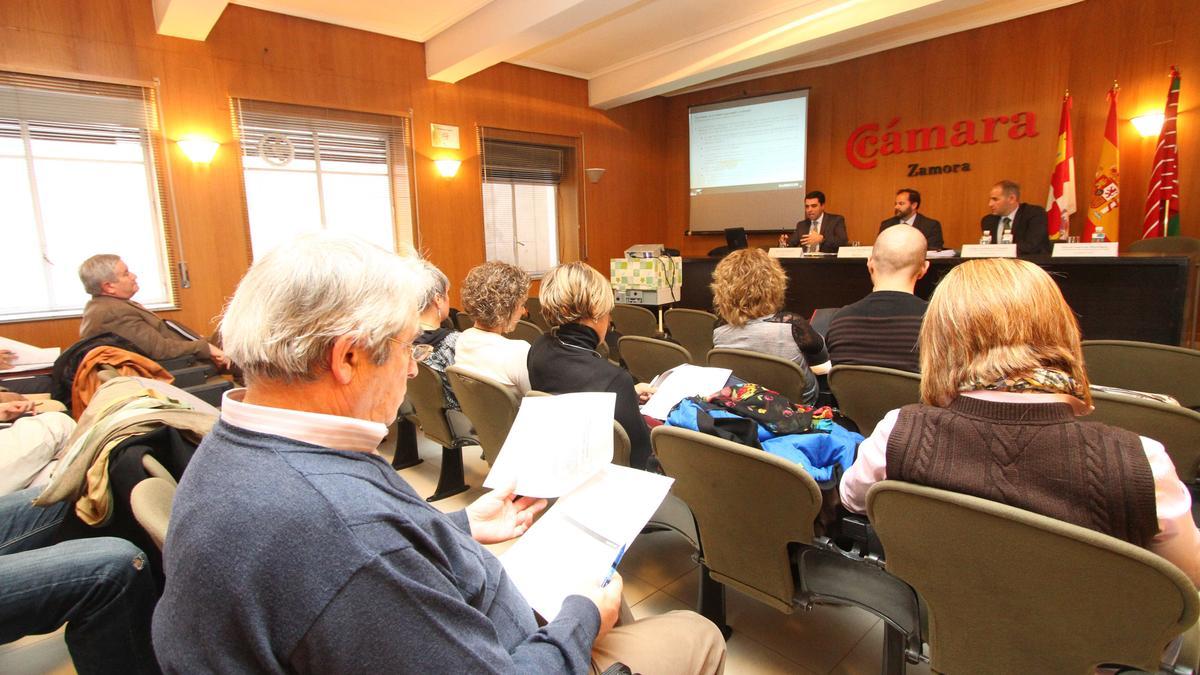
[839, 258, 1200, 584]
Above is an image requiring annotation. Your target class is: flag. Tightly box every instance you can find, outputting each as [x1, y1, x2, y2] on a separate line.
[1142, 66, 1181, 238]
[1084, 85, 1120, 242]
[1046, 93, 1076, 240]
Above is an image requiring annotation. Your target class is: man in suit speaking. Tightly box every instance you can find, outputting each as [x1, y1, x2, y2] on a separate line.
[980, 179, 1051, 255]
[879, 188, 943, 250]
[779, 190, 848, 253]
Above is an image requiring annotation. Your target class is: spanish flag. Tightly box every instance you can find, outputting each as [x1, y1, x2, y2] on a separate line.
[1045, 93, 1076, 240]
[1084, 85, 1120, 242]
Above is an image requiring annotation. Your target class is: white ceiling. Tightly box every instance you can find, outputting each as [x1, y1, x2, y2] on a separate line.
[152, 0, 1083, 109]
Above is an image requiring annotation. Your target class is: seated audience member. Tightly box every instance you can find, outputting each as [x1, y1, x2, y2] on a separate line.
[878, 188, 944, 250]
[0, 400, 75, 495]
[826, 224, 929, 372]
[152, 234, 725, 673]
[527, 262, 657, 472]
[0, 486, 159, 674]
[78, 254, 227, 367]
[453, 261, 533, 395]
[839, 258, 1200, 584]
[413, 260, 461, 409]
[711, 248, 830, 405]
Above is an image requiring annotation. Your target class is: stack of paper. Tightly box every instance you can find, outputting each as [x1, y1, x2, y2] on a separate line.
[484, 392, 674, 620]
[639, 364, 731, 420]
[0, 337, 60, 374]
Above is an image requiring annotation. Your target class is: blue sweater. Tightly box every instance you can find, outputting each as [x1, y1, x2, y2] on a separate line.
[152, 421, 600, 673]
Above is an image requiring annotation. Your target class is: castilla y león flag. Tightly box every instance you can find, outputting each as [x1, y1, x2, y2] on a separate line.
[1084, 85, 1120, 242]
[1143, 67, 1181, 238]
[1046, 93, 1076, 240]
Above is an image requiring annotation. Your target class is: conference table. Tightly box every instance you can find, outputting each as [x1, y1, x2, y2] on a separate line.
[676, 253, 1199, 347]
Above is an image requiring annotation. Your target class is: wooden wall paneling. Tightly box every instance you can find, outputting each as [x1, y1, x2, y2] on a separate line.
[1, 0, 668, 344]
[663, 0, 1200, 257]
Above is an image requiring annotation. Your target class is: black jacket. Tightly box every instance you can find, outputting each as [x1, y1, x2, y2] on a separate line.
[980, 203, 1051, 255]
[527, 323, 654, 471]
[879, 213, 944, 250]
[785, 213, 848, 252]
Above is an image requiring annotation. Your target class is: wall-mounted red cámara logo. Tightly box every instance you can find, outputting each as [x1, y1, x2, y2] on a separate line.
[846, 112, 1038, 170]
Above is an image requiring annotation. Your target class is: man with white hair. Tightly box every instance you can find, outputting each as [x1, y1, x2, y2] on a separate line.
[152, 234, 725, 674]
[825, 224, 930, 373]
[77, 254, 226, 366]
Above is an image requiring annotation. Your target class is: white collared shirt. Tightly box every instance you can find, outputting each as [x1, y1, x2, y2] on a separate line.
[219, 388, 387, 453]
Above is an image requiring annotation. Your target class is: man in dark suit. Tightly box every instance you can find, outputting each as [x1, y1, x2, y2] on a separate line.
[878, 188, 943, 250]
[779, 190, 848, 253]
[980, 180, 1051, 255]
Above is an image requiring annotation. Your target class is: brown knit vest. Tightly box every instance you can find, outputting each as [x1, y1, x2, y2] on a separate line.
[886, 396, 1159, 547]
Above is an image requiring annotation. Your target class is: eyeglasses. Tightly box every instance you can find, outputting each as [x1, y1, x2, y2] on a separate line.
[388, 337, 434, 363]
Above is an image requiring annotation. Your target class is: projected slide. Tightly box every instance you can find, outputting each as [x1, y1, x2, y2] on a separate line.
[688, 90, 808, 232]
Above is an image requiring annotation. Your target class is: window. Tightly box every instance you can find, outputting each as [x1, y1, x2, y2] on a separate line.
[231, 99, 414, 260]
[0, 71, 176, 321]
[481, 134, 578, 277]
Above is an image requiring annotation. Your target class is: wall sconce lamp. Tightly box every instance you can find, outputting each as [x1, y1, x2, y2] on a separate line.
[434, 158, 462, 178]
[177, 135, 219, 163]
[1131, 112, 1165, 137]
[585, 167, 606, 183]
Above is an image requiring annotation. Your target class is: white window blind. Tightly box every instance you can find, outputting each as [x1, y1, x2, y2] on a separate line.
[0, 71, 176, 321]
[230, 99, 413, 259]
[481, 138, 563, 276]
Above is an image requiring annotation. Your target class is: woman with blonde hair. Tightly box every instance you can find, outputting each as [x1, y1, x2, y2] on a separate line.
[710, 248, 829, 405]
[839, 258, 1200, 583]
[527, 262, 657, 471]
[453, 261, 532, 395]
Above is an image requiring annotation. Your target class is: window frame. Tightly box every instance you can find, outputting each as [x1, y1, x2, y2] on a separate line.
[0, 70, 180, 323]
[477, 127, 585, 277]
[229, 98, 417, 262]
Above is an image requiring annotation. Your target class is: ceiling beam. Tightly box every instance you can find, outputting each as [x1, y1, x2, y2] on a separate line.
[426, 0, 641, 84]
[586, 0, 978, 109]
[152, 0, 229, 41]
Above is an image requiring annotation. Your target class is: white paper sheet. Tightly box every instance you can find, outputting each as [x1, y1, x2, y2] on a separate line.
[500, 464, 674, 620]
[640, 364, 731, 420]
[0, 337, 60, 373]
[483, 392, 615, 498]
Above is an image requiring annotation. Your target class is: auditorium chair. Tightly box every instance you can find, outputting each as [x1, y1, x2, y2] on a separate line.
[508, 319, 543, 345]
[611, 303, 659, 338]
[399, 362, 471, 501]
[453, 311, 475, 332]
[446, 366, 520, 466]
[653, 426, 924, 674]
[663, 308, 716, 366]
[524, 297, 550, 332]
[707, 348, 811, 405]
[130, 476, 176, 552]
[868, 480, 1199, 674]
[1088, 389, 1200, 498]
[828, 365, 922, 435]
[618, 336, 691, 384]
[1082, 340, 1200, 409]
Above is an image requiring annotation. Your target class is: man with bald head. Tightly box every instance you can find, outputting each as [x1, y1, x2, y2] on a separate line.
[825, 225, 929, 373]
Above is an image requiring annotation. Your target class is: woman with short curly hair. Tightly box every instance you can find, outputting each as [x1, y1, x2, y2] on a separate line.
[453, 261, 532, 395]
[710, 249, 829, 405]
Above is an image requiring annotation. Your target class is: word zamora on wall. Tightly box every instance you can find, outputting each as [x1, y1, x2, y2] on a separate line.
[846, 112, 1039, 170]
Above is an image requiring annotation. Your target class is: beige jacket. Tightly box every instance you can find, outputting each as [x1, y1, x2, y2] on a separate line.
[80, 295, 210, 362]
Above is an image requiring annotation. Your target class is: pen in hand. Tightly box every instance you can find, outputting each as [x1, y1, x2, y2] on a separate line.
[602, 543, 627, 587]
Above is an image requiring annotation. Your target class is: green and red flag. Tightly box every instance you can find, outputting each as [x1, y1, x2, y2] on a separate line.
[1046, 92, 1076, 240]
[1142, 67, 1181, 238]
[1084, 84, 1120, 242]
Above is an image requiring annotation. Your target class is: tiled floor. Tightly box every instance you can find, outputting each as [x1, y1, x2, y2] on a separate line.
[0, 424, 930, 674]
